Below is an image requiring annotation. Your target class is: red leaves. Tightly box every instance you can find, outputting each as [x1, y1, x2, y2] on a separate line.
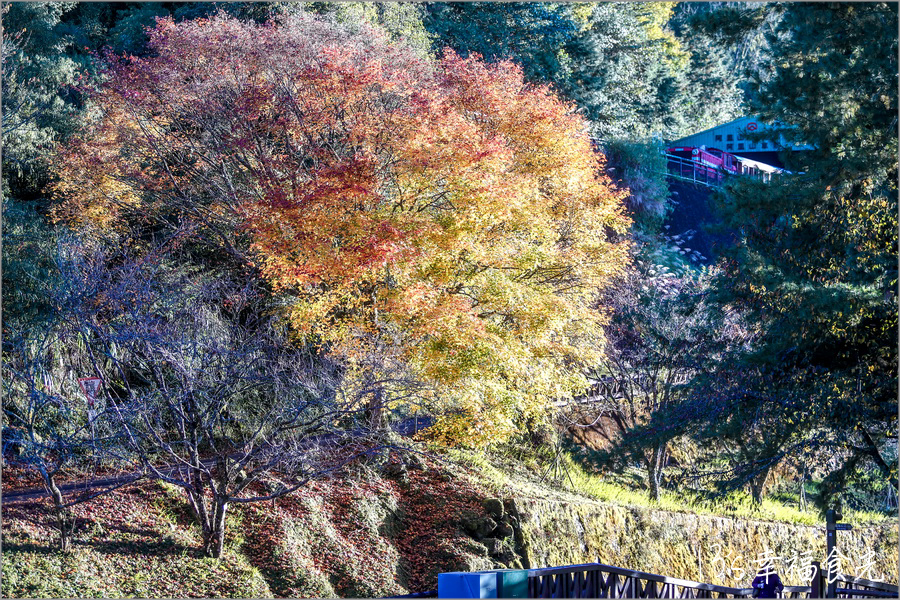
[53, 12, 631, 447]
[4, 457, 500, 597]
[391, 466, 489, 591]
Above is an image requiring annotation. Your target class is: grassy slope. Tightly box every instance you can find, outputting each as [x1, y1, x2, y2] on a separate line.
[1, 457, 495, 598]
[447, 449, 890, 527]
[2, 451, 895, 598]
[2, 482, 269, 598]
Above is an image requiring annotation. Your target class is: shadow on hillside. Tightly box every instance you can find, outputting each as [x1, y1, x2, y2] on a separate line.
[90, 521, 170, 539]
[1, 504, 56, 530]
[664, 179, 737, 263]
[78, 536, 200, 558]
[3, 537, 194, 559]
[1, 541, 61, 556]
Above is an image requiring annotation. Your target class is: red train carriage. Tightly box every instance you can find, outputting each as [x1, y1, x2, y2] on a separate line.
[666, 146, 744, 182]
[665, 145, 785, 183]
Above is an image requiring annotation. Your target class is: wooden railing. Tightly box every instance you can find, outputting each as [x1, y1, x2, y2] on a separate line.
[834, 574, 899, 599]
[527, 563, 756, 598]
[525, 563, 898, 599]
[551, 374, 692, 408]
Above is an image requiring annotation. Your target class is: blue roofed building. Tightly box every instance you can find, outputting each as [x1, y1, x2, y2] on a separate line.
[668, 116, 812, 169]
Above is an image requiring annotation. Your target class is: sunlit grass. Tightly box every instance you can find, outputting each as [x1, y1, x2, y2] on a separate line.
[559, 455, 891, 526]
[439, 446, 892, 527]
[0, 481, 269, 599]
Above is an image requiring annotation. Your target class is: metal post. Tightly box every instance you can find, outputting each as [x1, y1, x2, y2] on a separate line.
[811, 561, 822, 599]
[825, 508, 841, 598]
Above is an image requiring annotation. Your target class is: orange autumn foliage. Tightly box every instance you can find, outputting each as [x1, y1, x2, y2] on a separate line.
[53, 14, 630, 445]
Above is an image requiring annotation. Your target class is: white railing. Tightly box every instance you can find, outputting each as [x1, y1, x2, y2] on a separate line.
[662, 153, 725, 187]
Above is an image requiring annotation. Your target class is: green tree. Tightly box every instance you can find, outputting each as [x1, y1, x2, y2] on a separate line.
[106, 3, 169, 55]
[669, 3, 744, 131]
[713, 2, 898, 501]
[2, 2, 85, 339]
[1, 2, 84, 186]
[424, 3, 702, 141]
[602, 138, 670, 233]
[562, 2, 715, 140]
[683, 364, 824, 504]
[673, 2, 782, 96]
[424, 2, 580, 87]
[302, 2, 433, 57]
[591, 260, 721, 501]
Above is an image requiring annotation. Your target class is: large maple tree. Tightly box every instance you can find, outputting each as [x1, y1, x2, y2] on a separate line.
[54, 13, 630, 444]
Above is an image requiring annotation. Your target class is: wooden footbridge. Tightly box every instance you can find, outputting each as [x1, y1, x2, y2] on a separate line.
[526, 562, 898, 599]
[429, 562, 898, 599]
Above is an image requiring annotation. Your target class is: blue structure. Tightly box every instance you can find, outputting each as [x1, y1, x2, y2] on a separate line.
[437, 570, 528, 599]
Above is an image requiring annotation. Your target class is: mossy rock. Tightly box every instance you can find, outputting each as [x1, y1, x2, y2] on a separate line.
[494, 521, 514, 539]
[460, 511, 498, 539]
[382, 462, 408, 480]
[479, 518, 499, 538]
[423, 546, 494, 583]
[378, 503, 406, 539]
[482, 537, 510, 556]
[483, 498, 504, 519]
[406, 453, 426, 471]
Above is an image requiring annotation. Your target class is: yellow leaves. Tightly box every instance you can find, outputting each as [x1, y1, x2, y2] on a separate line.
[632, 2, 689, 72]
[51, 160, 142, 232]
[50, 14, 633, 448]
[420, 357, 591, 448]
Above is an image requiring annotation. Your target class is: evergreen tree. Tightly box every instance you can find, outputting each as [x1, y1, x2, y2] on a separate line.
[546, 2, 691, 140]
[712, 2, 898, 502]
[424, 3, 701, 141]
[2, 2, 86, 335]
[424, 2, 580, 88]
[669, 2, 744, 132]
[2, 2, 84, 187]
[673, 2, 783, 105]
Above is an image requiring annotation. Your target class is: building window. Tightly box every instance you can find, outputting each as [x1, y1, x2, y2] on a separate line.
[726, 143, 733, 150]
[726, 134, 733, 141]
[762, 142, 768, 149]
[737, 133, 745, 140]
[738, 143, 745, 150]
[715, 134, 722, 142]
[749, 142, 757, 149]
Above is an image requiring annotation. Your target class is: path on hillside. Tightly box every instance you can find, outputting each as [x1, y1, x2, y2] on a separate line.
[2, 472, 146, 504]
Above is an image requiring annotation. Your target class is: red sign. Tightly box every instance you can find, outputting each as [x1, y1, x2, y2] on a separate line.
[78, 377, 102, 409]
[746, 122, 758, 131]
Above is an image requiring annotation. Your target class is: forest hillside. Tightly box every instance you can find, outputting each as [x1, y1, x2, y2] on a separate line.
[3, 3, 896, 597]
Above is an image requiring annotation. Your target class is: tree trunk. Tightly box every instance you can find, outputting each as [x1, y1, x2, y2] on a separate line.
[750, 466, 772, 504]
[645, 444, 667, 502]
[186, 469, 231, 559]
[799, 466, 807, 511]
[202, 498, 228, 558]
[46, 476, 75, 552]
[368, 386, 386, 430]
[56, 507, 75, 552]
[648, 465, 661, 502]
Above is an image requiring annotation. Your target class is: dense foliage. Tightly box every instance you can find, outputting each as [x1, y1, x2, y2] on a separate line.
[424, 2, 740, 142]
[2, 1, 897, 568]
[51, 13, 630, 446]
[711, 2, 898, 505]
